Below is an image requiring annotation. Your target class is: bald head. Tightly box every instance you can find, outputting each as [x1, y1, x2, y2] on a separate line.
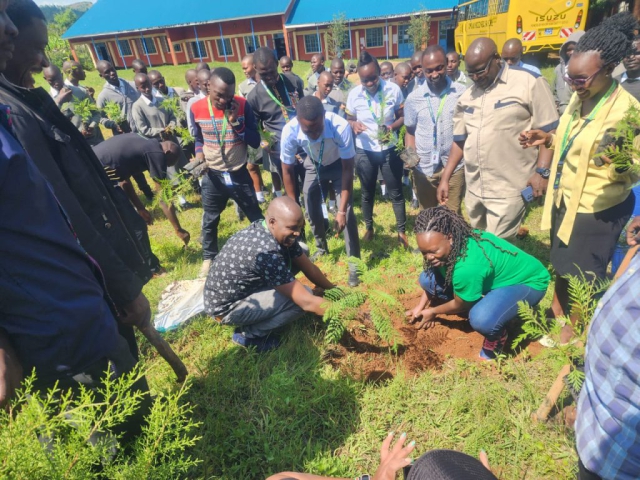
[330, 57, 346, 84]
[196, 61, 210, 72]
[380, 61, 394, 79]
[279, 55, 293, 72]
[311, 53, 325, 73]
[465, 38, 501, 90]
[266, 197, 304, 247]
[196, 68, 211, 95]
[134, 73, 153, 99]
[501, 38, 524, 66]
[132, 59, 147, 74]
[393, 62, 412, 89]
[97, 60, 119, 86]
[185, 68, 198, 92]
[410, 50, 424, 79]
[148, 69, 161, 82]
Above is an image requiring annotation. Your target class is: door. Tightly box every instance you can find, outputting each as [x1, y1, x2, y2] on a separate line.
[273, 33, 287, 60]
[94, 42, 111, 63]
[397, 24, 414, 58]
[439, 20, 453, 50]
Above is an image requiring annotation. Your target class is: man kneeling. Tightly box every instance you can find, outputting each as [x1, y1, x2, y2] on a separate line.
[204, 197, 335, 351]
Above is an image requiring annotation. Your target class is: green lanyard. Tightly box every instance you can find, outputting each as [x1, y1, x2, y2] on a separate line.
[554, 81, 617, 190]
[425, 86, 450, 148]
[261, 76, 295, 123]
[365, 88, 385, 126]
[207, 97, 228, 160]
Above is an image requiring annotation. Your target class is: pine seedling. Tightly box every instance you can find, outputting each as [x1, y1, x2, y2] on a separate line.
[603, 103, 640, 175]
[153, 171, 194, 211]
[102, 100, 127, 125]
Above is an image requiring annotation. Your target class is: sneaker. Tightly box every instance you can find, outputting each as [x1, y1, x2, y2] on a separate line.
[199, 259, 212, 278]
[348, 270, 360, 287]
[232, 331, 281, 352]
[479, 330, 508, 360]
[411, 199, 419, 210]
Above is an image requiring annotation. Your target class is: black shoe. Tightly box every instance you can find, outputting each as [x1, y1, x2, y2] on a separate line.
[237, 210, 246, 221]
[348, 270, 360, 287]
[180, 201, 197, 210]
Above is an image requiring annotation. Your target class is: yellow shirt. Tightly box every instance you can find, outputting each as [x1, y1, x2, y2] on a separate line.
[541, 86, 640, 244]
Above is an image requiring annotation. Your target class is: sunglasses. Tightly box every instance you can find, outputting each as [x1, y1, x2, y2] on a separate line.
[563, 67, 603, 87]
[467, 58, 494, 79]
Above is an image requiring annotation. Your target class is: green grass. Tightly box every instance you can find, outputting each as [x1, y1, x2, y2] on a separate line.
[36, 59, 571, 479]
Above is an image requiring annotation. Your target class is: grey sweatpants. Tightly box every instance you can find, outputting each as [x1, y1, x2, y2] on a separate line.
[221, 286, 312, 338]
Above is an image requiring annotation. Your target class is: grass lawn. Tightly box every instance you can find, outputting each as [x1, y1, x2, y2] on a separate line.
[35, 59, 574, 479]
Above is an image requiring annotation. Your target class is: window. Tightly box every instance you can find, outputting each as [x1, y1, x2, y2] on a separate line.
[216, 38, 233, 56]
[244, 35, 260, 53]
[304, 33, 321, 53]
[173, 43, 182, 52]
[439, 19, 453, 43]
[140, 37, 157, 55]
[339, 33, 351, 51]
[158, 36, 170, 53]
[190, 40, 206, 58]
[117, 39, 132, 56]
[366, 27, 383, 48]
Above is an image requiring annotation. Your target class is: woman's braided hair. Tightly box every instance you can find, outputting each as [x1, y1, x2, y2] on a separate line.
[575, 12, 638, 65]
[414, 206, 515, 288]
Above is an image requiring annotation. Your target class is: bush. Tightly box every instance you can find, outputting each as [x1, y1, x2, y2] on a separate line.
[0, 368, 201, 478]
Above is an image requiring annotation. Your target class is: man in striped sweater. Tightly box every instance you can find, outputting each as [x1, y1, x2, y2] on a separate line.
[191, 67, 264, 276]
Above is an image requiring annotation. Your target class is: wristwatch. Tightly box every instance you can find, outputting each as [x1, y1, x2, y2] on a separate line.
[535, 167, 551, 179]
[355, 475, 371, 480]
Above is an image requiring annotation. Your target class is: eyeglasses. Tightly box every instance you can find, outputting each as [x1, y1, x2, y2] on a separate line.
[563, 67, 603, 87]
[467, 58, 494, 79]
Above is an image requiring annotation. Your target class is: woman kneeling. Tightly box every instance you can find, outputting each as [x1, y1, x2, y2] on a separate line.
[407, 207, 550, 359]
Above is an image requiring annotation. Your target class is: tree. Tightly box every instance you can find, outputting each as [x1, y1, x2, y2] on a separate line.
[326, 13, 349, 59]
[407, 9, 431, 50]
[46, 8, 94, 70]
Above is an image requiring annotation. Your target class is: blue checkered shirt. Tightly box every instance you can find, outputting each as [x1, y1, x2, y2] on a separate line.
[576, 251, 640, 479]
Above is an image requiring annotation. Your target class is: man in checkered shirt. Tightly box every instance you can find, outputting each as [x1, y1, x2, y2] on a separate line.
[575, 228, 640, 480]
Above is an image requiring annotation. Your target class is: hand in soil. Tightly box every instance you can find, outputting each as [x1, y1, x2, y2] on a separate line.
[413, 308, 437, 330]
[372, 432, 416, 480]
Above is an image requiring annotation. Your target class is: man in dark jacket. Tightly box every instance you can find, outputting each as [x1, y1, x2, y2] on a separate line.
[0, 0, 154, 357]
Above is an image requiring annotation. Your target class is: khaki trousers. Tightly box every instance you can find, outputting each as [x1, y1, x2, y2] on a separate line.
[413, 167, 465, 215]
[465, 189, 526, 239]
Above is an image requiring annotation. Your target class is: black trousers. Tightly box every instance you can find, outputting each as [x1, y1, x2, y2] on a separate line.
[355, 147, 406, 233]
[578, 458, 603, 480]
[201, 165, 264, 260]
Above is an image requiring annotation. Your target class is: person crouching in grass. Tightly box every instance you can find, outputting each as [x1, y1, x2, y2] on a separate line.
[407, 206, 550, 359]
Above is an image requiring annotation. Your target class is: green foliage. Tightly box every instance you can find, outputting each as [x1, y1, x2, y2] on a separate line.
[153, 172, 195, 211]
[0, 369, 200, 478]
[603, 103, 640, 175]
[326, 13, 349, 59]
[72, 97, 98, 125]
[407, 8, 431, 50]
[513, 270, 610, 391]
[46, 8, 93, 71]
[160, 96, 186, 122]
[102, 100, 127, 125]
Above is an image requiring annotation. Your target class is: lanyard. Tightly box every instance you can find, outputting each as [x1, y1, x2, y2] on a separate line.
[261, 76, 295, 122]
[425, 86, 450, 147]
[553, 82, 617, 190]
[208, 97, 228, 160]
[365, 88, 385, 126]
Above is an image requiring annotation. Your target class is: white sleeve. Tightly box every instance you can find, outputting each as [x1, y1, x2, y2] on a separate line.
[280, 121, 298, 165]
[334, 116, 356, 159]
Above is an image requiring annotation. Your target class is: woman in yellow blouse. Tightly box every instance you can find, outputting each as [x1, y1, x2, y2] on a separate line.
[521, 13, 640, 342]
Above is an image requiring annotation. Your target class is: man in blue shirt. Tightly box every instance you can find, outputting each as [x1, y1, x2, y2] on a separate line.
[501, 38, 542, 75]
[575, 240, 640, 480]
[280, 96, 360, 286]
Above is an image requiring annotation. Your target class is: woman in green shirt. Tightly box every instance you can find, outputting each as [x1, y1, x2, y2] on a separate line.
[407, 207, 550, 359]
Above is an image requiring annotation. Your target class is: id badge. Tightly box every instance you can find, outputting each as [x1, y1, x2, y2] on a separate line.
[431, 150, 440, 165]
[321, 203, 329, 220]
[223, 172, 233, 186]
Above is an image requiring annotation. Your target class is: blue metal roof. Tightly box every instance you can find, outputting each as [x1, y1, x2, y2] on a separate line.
[286, 0, 457, 26]
[63, 0, 291, 39]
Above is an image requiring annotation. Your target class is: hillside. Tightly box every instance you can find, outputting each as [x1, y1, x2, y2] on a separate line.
[40, 1, 92, 22]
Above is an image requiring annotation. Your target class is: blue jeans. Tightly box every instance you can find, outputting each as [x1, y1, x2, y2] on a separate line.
[419, 269, 547, 341]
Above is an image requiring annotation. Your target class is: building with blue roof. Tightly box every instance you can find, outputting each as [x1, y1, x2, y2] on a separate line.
[62, 0, 457, 68]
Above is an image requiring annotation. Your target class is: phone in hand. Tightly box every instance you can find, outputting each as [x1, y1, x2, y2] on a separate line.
[521, 185, 534, 203]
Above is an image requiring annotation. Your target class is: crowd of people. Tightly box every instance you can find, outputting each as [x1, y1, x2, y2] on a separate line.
[1, 0, 639, 477]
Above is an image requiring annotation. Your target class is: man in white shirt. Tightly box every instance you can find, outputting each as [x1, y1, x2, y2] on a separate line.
[280, 96, 361, 286]
[501, 38, 541, 75]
